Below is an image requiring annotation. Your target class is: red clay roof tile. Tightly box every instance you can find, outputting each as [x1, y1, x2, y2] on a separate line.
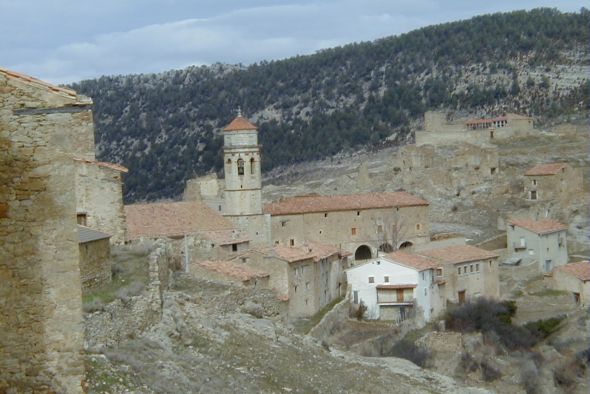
[419, 244, 498, 265]
[384, 251, 439, 271]
[507, 218, 567, 235]
[264, 191, 428, 216]
[556, 261, 590, 281]
[223, 116, 257, 131]
[524, 163, 568, 176]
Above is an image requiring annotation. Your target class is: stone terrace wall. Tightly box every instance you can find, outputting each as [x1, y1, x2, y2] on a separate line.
[0, 72, 85, 392]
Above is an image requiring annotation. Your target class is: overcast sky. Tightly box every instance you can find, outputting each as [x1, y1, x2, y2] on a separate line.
[0, 0, 584, 84]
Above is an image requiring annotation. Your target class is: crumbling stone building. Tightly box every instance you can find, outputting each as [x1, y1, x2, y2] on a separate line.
[523, 162, 582, 203]
[0, 68, 85, 392]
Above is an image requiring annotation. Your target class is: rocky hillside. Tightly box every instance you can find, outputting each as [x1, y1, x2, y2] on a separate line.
[71, 8, 590, 202]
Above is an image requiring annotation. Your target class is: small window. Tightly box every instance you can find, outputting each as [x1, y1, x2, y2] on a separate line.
[532, 179, 537, 186]
[250, 158, 255, 174]
[281, 221, 287, 227]
[218, 205, 222, 211]
[294, 285, 297, 292]
[476, 263, 479, 272]
[377, 225, 383, 233]
[416, 223, 422, 231]
[384, 276, 389, 283]
[436, 268, 442, 276]
[470, 265, 473, 273]
[290, 239, 295, 246]
[357, 211, 360, 216]
[232, 244, 238, 252]
[530, 190, 537, 200]
[457, 267, 461, 275]
[76, 213, 87, 226]
[324, 213, 328, 218]
[368, 276, 374, 284]
[237, 158, 244, 175]
[351, 228, 357, 236]
[421, 272, 425, 280]
[490, 167, 497, 175]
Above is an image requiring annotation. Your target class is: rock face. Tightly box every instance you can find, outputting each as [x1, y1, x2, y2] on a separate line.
[0, 69, 86, 392]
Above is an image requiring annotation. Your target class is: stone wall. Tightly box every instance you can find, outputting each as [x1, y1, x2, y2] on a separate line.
[0, 70, 85, 393]
[79, 238, 112, 291]
[75, 160, 127, 243]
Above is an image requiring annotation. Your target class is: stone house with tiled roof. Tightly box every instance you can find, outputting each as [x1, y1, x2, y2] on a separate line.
[243, 242, 348, 318]
[547, 261, 590, 306]
[523, 162, 581, 203]
[125, 200, 249, 262]
[507, 218, 568, 273]
[264, 191, 430, 262]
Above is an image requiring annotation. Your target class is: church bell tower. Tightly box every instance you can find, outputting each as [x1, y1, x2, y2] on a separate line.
[222, 109, 262, 216]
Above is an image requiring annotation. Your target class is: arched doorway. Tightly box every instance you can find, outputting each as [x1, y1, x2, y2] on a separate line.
[355, 245, 372, 260]
[379, 243, 394, 253]
[398, 241, 413, 250]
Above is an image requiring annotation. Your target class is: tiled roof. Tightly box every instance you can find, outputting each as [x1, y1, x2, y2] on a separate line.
[78, 225, 110, 243]
[197, 260, 269, 282]
[264, 191, 428, 216]
[0, 67, 78, 99]
[199, 229, 249, 245]
[524, 163, 568, 176]
[73, 157, 129, 173]
[557, 261, 590, 282]
[507, 218, 567, 235]
[223, 116, 257, 131]
[376, 284, 417, 289]
[124, 201, 235, 241]
[419, 244, 498, 265]
[384, 251, 439, 271]
[272, 242, 341, 263]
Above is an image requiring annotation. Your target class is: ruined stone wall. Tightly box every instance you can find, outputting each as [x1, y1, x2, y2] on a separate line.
[183, 175, 224, 212]
[85, 243, 171, 349]
[75, 161, 126, 243]
[79, 238, 112, 291]
[0, 72, 84, 392]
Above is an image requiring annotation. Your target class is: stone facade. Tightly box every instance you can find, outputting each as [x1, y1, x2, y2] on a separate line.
[75, 159, 127, 243]
[79, 236, 111, 292]
[523, 162, 582, 203]
[547, 262, 590, 307]
[0, 68, 84, 392]
[416, 111, 535, 146]
[266, 199, 429, 261]
[245, 243, 347, 318]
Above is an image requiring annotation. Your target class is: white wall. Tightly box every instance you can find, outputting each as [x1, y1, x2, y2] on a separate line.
[507, 226, 568, 273]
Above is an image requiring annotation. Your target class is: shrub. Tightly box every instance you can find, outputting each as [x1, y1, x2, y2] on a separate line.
[481, 359, 502, 381]
[460, 352, 478, 373]
[355, 302, 367, 321]
[445, 298, 539, 349]
[387, 338, 430, 367]
[524, 316, 564, 339]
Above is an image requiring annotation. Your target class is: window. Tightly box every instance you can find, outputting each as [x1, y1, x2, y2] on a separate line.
[368, 276, 374, 284]
[294, 285, 297, 293]
[353, 290, 359, 304]
[324, 213, 328, 218]
[436, 268, 443, 277]
[377, 225, 383, 233]
[476, 264, 479, 272]
[250, 158, 255, 174]
[490, 167, 497, 175]
[218, 205, 222, 211]
[76, 213, 87, 226]
[470, 265, 473, 273]
[384, 276, 389, 283]
[237, 158, 244, 175]
[530, 190, 537, 200]
[351, 228, 357, 236]
[281, 221, 287, 227]
[357, 211, 360, 216]
[532, 179, 537, 186]
[421, 272, 425, 280]
[232, 244, 238, 252]
[457, 267, 461, 275]
[290, 239, 295, 246]
[416, 223, 422, 231]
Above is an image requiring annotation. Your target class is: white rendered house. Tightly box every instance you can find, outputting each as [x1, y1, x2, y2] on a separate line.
[346, 251, 442, 323]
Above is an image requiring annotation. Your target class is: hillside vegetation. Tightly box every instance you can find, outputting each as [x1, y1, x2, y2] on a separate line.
[71, 8, 590, 202]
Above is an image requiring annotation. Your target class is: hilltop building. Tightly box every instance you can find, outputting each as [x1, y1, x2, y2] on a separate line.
[506, 218, 568, 273]
[415, 111, 534, 146]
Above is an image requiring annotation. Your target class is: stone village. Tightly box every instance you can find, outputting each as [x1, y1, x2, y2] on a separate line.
[1, 67, 588, 392]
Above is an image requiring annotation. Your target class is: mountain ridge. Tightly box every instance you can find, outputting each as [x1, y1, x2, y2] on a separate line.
[70, 8, 590, 202]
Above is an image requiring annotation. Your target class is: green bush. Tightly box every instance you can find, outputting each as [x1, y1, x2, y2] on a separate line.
[524, 316, 564, 339]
